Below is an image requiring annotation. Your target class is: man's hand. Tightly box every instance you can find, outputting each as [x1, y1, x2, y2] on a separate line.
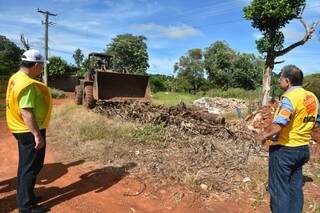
[34, 134, 45, 149]
[255, 134, 267, 145]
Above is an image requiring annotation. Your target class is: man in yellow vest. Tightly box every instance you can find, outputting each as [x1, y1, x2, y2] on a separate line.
[257, 65, 320, 213]
[6, 49, 52, 213]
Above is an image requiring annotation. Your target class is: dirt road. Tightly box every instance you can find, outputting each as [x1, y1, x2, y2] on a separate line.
[0, 98, 266, 213]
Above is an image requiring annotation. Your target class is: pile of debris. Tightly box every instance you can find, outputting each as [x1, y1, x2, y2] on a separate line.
[193, 97, 248, 115]
[94, 100, 228, 135]
[90, 100, 264, 193]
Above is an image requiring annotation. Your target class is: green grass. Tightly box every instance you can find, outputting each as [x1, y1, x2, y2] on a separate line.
[151, 89, 261, 110]
[131, 123, 167, 146]
[203, 88, 261, 100]
[50, 105, 169, 159]
[50, 105, 134, 143]
[152, 92, 199, 106]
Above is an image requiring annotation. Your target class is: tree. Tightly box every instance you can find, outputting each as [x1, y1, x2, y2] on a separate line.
[73, 48, 84, 68]
[204, 41, 237, 89]
[304, 74, 320, 98]
[20, 34, 30, 50]
[48, 56, 68, 77]
[149, 74, 175, 92]
[270, 72, 282, 100]
[76, 57, 90, 77]
[174, 48, 205, 92]
[231, 53, 264, 90]
[106, 34, 149, 75]
[244, 0, 319, 105]
[0, 35, 23, 75]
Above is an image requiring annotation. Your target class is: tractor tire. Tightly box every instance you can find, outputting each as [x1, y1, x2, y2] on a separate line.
[83, 85, 95, 109]
[75, 85, 83, 105]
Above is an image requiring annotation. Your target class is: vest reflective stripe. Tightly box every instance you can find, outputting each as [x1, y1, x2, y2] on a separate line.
[6, 71, 52, 133]
[273, 87, 319, 147]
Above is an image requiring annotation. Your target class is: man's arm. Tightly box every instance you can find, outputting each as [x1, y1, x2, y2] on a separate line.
[256, 123, 282, 144]
[19, 85, 45, 149]
[315, 101, 320, 128]
[20, 108, 44, 149]
[256, 97, 294, 145]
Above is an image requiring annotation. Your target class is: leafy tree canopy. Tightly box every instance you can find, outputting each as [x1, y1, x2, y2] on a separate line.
[106, 34, 149, 75]
[0, 35, 23, 75]
[73, 48, 84, 68]
[48, 56, 69, 77]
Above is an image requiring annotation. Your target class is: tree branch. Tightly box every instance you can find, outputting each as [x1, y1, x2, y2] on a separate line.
[20, 34, 30, 50]
[275, 17, 319, 57]
[274, 60, 285, 65]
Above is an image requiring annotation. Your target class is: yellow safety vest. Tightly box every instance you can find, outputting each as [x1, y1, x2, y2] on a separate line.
[6, 71, 52, 133]
[273, 87, 319, 147]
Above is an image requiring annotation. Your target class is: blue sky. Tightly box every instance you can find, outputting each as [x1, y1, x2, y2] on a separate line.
[0, 0, 319, 75]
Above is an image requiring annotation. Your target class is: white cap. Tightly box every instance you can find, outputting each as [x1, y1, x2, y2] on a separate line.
[21, 49, 49, 64]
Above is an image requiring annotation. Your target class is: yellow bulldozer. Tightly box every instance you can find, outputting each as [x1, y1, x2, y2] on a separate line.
[75, 52, 151, 108]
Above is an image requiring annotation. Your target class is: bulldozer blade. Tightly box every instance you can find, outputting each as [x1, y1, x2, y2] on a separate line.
[96, 71, 151, 100]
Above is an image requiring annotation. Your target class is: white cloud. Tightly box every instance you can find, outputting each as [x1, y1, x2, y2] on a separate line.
[132, 23, 202, 40]
[0, 14, 40, 25]
[282, 28, 304, 41]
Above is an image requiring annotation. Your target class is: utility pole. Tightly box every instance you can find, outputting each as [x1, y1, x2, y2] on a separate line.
[37, 8, 57, 85]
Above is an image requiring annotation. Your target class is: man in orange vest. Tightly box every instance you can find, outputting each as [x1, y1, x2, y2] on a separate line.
[257, 65, 320, 213]
[6, 49, 52, 213]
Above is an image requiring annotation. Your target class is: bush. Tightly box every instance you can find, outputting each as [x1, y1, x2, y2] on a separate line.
[50, 88, 66, 99]
[48, 56, 69, 77]
[304, 74, 320, 98]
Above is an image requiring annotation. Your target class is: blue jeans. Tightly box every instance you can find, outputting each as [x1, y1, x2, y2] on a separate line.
[269, 145, 309, 213]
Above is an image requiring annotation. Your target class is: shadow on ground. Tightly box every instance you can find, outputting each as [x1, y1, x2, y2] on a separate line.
[0, 160, 135, 212]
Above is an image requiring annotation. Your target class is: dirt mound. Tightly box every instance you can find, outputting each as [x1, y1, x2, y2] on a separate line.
[245, 101, 278, 132]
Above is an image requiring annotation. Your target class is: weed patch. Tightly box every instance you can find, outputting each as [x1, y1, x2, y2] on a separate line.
[131, 123, 167, 146]
[50, 88, 66, 99]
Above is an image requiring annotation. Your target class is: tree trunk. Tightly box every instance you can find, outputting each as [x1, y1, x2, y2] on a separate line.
[262, 55, 275, 106]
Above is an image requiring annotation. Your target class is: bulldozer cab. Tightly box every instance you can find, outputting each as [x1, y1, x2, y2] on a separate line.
[88, 52, 113, 72]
